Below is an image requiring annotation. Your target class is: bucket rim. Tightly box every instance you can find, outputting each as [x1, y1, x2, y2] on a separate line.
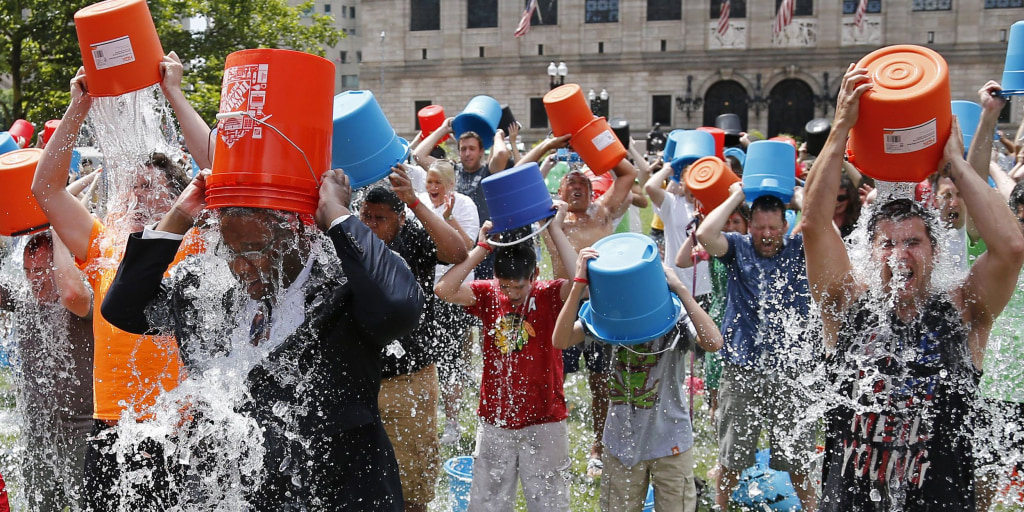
[443, 456, 474, 482]
[579, 293, 683, 345]
[339, 136, 410, 189]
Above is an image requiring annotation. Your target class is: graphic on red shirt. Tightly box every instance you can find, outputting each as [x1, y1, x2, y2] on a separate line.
[494, 313, 536, 354]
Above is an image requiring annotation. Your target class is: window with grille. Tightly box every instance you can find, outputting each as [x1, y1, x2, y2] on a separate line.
[585, 0, 619, 23]
[912, 0, 952, 11]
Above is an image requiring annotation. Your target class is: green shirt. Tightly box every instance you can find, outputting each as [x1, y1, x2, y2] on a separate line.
[980, 275, 1024, 403]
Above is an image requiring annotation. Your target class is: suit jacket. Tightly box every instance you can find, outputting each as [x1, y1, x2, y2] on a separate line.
[101, 217, 423, 511]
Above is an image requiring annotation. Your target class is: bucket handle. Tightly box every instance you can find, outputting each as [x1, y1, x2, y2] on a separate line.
[485, 216, 555, 247]
[217, 111, 320, 185]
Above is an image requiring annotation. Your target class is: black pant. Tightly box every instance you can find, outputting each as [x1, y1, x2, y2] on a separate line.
[82, 421, 178, 512]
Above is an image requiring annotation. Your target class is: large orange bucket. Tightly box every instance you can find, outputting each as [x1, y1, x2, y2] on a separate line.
[571, 117, 627, 176]
[418, 105, 449, 143]
[74, 0, 165, 97]
[544, 84, 594, 137]
[0, 149, 49, 236]
[847, 45, 951, 183]
[207, 49, 334, 215]
[685, 156, 740, 215]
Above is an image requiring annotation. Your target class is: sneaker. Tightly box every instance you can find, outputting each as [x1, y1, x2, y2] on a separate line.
[440, 420, 461, 445]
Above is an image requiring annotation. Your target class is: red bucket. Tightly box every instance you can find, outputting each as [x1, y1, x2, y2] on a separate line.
[0, 149, 50, 236]
[9, 120, 34, 148]
[41, 120, 60, 146]
[208, 49, 334, 215]
[418, 104, 449, 143]
[697, 127, 726, 160]
[74, 0, 165, 97]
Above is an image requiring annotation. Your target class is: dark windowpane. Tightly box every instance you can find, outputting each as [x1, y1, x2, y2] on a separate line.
[585, 0, 619, 23]
[648, 0, 681, 20]
[710, 0, 746, 19]
[775, 0, 813, 16]
[842, 0, 883, 13]
[912, 0, 952, 10]
[468, 0, 498, 28]
[530, 0, 558, 25]
[652, 95, 672, 126]
[530, 98, 549, 129]
[411, 0, 440, 30]
[985, 0, 1023, 7]
[414, 100, 432, 130]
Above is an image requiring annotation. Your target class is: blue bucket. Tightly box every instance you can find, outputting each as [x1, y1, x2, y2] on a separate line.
[732, 449, 803, 511]
[453, 95, 501, 150]
[951, 100, 985, 153]
[742, 140, 796, 204]
[444, 456, 474, 512]
[481, 162, 554, 233]
[580, 233, 683, 345]
[332, 90, 410, 189]
[670, 129, 716, 178]
[723, 146, 746, 168]
[643, 484, 655, 512]
[663, 129, 684, 167]
[1002, 21, 1024, 95]
[0, 133, 19, 156]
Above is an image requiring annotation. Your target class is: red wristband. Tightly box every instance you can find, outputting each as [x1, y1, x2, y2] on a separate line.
[476, 241, 493, 252]
[573, 277, 588, 285]
[407, 197, 421, 210]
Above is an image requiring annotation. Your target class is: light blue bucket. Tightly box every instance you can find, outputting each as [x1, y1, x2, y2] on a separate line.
[444, 456, 474, 512]
[643, 484, 655, 511]
[0, 132, 20, 156]
[743, 140, 796, 204]
[663, 129, 685, 168]
[670, 129, 716, 179]
[951, 100, 989, 154]
[332, 90, 410, 189]
[1002, 21, 1024, 95]
[481, 162, 554, 233]
[723, 146, 746, 169]
[453, 95, 501, 150]
[581, 233, 683, 345]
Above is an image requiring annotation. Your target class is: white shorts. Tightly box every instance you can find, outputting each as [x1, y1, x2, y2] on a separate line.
[468, 420, 571, 512]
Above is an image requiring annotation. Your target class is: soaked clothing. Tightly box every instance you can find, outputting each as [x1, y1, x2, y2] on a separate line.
[381, 220, 440, 378]
[455, 163, 494, 223]
[820, 293, 979, 512]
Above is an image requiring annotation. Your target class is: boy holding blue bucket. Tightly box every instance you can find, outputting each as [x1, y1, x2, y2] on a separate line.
[552, 244, 724, 512]
[435, 202, 578, 511]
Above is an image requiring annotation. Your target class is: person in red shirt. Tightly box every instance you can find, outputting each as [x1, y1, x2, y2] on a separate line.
[435, 202, 577, 511]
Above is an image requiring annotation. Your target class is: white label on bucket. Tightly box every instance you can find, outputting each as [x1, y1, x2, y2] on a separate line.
[883, 118, 937, 155]
[89, 36, 135, 71]
[591, 130, 618, 152]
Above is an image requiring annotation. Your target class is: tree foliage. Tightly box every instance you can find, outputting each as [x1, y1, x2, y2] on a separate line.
[0, 0, 341, 130]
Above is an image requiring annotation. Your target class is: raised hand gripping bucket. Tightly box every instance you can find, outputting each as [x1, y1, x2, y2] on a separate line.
[697, 126, 726, 159]
[847, 44, 951, 183]
[580, 233, 683, 345]
[544, 84, 594, 137]
[670, 129, 717, 177]
[74, 0, 164, 97]
[207, 49, 334, 215]
[743, 140, 796, 203]
[453, 96, 501, 150]
[418, 104, 449, 143]
[481, 162, 554, 234]
[444, 456, 474, 512]
[571, 117, 627, 175]
[1002, 21, 1024, 95]
[9, 120, 34, 148]
[951, 101, 984, 154]
[685, 156, 740, 215]
[333, 90, 410, 189]
[0, 149, 50, 236]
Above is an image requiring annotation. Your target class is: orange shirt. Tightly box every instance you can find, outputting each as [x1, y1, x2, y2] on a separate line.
[77, 219, 193, 421]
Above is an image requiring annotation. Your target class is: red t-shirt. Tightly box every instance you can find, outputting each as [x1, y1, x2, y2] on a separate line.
[465, 279, 568, 430]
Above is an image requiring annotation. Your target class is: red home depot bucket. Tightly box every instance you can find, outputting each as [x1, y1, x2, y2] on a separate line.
[418, 105, 449, 143]
[847, 45, 951, 183]
[0, 149, 49, 236]
[74, 0, 165, 97]
[544, 84, 594, 137]
[685, 156, 740, 215]
[207, 49, 334, 215]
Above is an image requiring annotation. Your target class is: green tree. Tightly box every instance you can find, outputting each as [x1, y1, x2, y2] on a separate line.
[0, 0, 340, 132]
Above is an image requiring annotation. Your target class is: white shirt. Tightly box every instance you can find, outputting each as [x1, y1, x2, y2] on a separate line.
[419, 191, 480, 284]
[653, 193, 712, 297]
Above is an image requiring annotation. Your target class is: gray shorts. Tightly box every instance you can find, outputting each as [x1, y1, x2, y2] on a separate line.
[469, 420, 571, 511]
[716, 363, 818, 475]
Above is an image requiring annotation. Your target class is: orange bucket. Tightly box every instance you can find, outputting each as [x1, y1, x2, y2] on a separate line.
[0, 149, 49, 236]
[207, 49, 334, 215]
[74, 0, 165, 97]
[848, 45, 951, 183]
[571, 117, 627, 176]
[685, 156, 740, 215]
[697, 127, 726, 160]
[418, 104, 449, 143]
[544, 84, 594, 137]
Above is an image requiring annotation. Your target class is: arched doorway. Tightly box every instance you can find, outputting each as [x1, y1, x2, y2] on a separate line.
[767, 79, 814, 138]
[703, 81, 749, 131]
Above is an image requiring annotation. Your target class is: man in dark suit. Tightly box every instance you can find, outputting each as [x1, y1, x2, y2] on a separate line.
[101, 168, 424, 511]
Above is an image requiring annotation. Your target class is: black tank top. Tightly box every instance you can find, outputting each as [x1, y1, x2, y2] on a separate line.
[819, 293, 980, 512]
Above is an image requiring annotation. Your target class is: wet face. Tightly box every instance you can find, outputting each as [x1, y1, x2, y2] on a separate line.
[871, 217, 936, 305]
[131, 168, 175, 226]
[749, 209, 787, 258]
[459, 138, 484, 171]
[22, 247, 58, 304]
[498, 276, 534, 307]
[359, 202, 404, 245]
[934, 177, 964, 230]
[559, 173, 592, 212]
[220, 213, 296, 301]
[425, 171, 449, 207]
[724, 212, 749, 235]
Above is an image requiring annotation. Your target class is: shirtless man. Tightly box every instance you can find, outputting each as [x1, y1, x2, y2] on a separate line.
[519, 134, 638, 472]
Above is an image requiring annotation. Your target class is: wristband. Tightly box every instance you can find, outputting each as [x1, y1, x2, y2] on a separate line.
[476, 241, 493, 252]
[573, 277, 588, 285]
[407, 197, 421, 210]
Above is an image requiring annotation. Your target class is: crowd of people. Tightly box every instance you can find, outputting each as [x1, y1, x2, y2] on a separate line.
[0, 50, 1022, 512]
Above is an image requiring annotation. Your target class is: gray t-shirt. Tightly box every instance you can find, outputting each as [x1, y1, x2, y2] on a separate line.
[602, 316, 697, 468]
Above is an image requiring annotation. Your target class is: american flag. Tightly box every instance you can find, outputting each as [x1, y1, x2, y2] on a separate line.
[514, 0, 538, 38]
[853, 0, 869, 30]
[773, 0, 794, 35]
[717, 0, 731, 36]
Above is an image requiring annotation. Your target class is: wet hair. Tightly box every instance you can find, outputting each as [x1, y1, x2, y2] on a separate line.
[361, 186, 405, 214]
[1009, 181, 1024, 211]
[750, 195, 786, 223]
[866, 198, 939, 247]
[428, 160, 457, 191]
[458, 131, 483, 150]
[23, 231, 53, 258]
[493, 243, 537, 281]
[145, 152, 189, 196]
[561, 169, 593, 191]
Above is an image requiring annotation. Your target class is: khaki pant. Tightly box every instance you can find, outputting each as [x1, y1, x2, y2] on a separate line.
[379, 364, 441, 506]
[600, 449, 697, 512]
